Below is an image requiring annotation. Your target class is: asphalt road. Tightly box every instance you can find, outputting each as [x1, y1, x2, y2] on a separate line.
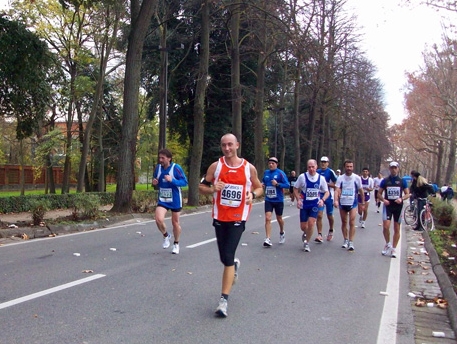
[0, 200, 416, 344]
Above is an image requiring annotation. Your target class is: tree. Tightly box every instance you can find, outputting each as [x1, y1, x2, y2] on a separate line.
[0, 16, 52, 140]
[112, 0, 157, 212]
[187, 0, 210, 206]
[0, 16, 53, 195]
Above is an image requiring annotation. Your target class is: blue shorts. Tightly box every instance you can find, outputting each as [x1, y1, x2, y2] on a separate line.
[300, 206, 319, 222]
[318, 197, 334, 215]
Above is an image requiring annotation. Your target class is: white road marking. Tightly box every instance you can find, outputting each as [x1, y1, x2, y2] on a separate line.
[0, 274, 106, 310]
[376, 234, 401, 344]
[186, 238, 217, 248]
[186, 216, 291, 248]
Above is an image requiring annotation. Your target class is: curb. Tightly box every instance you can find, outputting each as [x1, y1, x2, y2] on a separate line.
[422, 229, 457, 336]
[0, 213, 153, 240]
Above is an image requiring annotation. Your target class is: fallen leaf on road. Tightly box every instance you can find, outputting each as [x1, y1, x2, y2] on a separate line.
[252, 231, 259, 234]
[82, 270, 93, 273]
[425, 279, 434, 283]
[187, 272, 193, 275]
[21, 233, 29, 240]
[415, 299, 426, 307]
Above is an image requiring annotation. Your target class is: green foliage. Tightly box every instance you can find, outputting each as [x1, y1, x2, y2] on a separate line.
[71, 193, 101, 220]
[0, 192, 114, 213]
[28, 198, 51, 225]
[0, 15, 53, 140]
[432, 198, 455, 227]
[131, 190, 158, 213]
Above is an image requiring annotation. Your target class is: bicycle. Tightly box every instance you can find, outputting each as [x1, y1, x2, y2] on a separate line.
[403, 199, 417, 226]
[418, 197, 435, 231]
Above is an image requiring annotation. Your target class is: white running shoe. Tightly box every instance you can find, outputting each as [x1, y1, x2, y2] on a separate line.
[361, 221, 365, 228]
[279, 232, 285, 244]
[382, 243, 392, 256]
[263, 238, 272, 247]
[348, 241, 355, 251]
[304, 242, 310, 252]
[342, 239, 349, 249]
[391, 248, 397, 258]
[162, 234, 171, 249]
[215, 297, 228, 317]
[172, 243, 179, 254]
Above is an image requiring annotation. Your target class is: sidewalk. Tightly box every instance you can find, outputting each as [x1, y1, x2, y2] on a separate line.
[0, 208, 456, 342]
[405, 226, 457, 343]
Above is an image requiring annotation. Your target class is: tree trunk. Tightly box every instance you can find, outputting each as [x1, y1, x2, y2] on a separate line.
[229, 2, 242, 150]
[112, 0, 157, 213]
[253, 9, 267, 172]
[445, 119, 457, 183]
[293, 57, 301, 172]
[187, 0, 210, 206]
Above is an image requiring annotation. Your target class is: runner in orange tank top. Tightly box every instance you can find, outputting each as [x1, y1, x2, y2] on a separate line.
[199, 133, 263, 317]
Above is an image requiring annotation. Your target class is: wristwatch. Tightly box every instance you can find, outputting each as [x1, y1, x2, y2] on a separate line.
[252, 191, 256, 199]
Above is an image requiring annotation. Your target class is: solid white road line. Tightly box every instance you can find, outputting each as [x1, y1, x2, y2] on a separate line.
[0, 274, 106, 310]
[376, 233, 402, 344]
[185, 215, 291, 249]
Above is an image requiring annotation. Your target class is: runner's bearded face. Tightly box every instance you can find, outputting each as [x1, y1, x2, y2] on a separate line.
[344, 163, 353, 176]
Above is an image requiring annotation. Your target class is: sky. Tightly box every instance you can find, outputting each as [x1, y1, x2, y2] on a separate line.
[346, 0, 451, 125]
[0, 0, 451, 126]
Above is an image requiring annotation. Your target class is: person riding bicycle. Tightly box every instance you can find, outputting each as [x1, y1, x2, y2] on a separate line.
[410, 172, 435, 231]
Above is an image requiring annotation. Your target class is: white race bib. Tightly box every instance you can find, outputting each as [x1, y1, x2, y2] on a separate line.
[159, 188, 173, 203]
[305, 188, 319, 200]
[386, 186, 401, 200]
[341, 187, 355, 206]
[220, 184, 243, 207]
[266, 186, 277, 198]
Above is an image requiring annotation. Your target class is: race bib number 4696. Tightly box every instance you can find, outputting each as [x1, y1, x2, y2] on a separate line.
[220, 184, 243, 207]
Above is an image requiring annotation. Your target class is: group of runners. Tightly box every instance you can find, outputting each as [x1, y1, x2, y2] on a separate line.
[261, 156, 410, 259]
[150, 136, 410, 317]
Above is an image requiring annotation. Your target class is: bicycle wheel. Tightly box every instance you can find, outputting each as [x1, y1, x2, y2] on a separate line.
[403, 204, 417, 226]
[419, 208, 435, 231]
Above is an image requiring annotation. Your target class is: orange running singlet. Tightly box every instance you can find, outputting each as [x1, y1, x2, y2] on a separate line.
[212, 157, 252, 222]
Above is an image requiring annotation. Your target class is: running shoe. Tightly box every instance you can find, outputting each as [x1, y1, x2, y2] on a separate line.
[348, 241, 355, 251]
[314, 234, 323, 243]
[361, 221, 365, 229]
[215, 297, 228, 317]
[302, 232, 306, 243]
[162, 234, 171, 249]
[342, 239, 349, 249]
[382, 243, 392, 256]
[233, 258, 240, 284]
[326, 230, 334, 241]
[279, 232, 285, 244]
[172, 243, 179, 254]
[304, 242, 310, 252]
[391, 248, 397, 258]
[263, 238, 272, 247]
[377, 209, 380, 213]
[359, 215, 363, 223]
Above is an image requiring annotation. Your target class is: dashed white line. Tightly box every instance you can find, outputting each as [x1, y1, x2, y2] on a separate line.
[0, 274, 106, 310]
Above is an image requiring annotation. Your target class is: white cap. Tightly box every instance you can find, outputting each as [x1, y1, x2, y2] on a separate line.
[320, 156, 329, 162]
[336, 169, 341, 173]
[389, 161, 399, 167]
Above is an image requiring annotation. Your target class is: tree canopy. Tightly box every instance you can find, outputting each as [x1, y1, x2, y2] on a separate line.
[0, 15, 53, 140]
